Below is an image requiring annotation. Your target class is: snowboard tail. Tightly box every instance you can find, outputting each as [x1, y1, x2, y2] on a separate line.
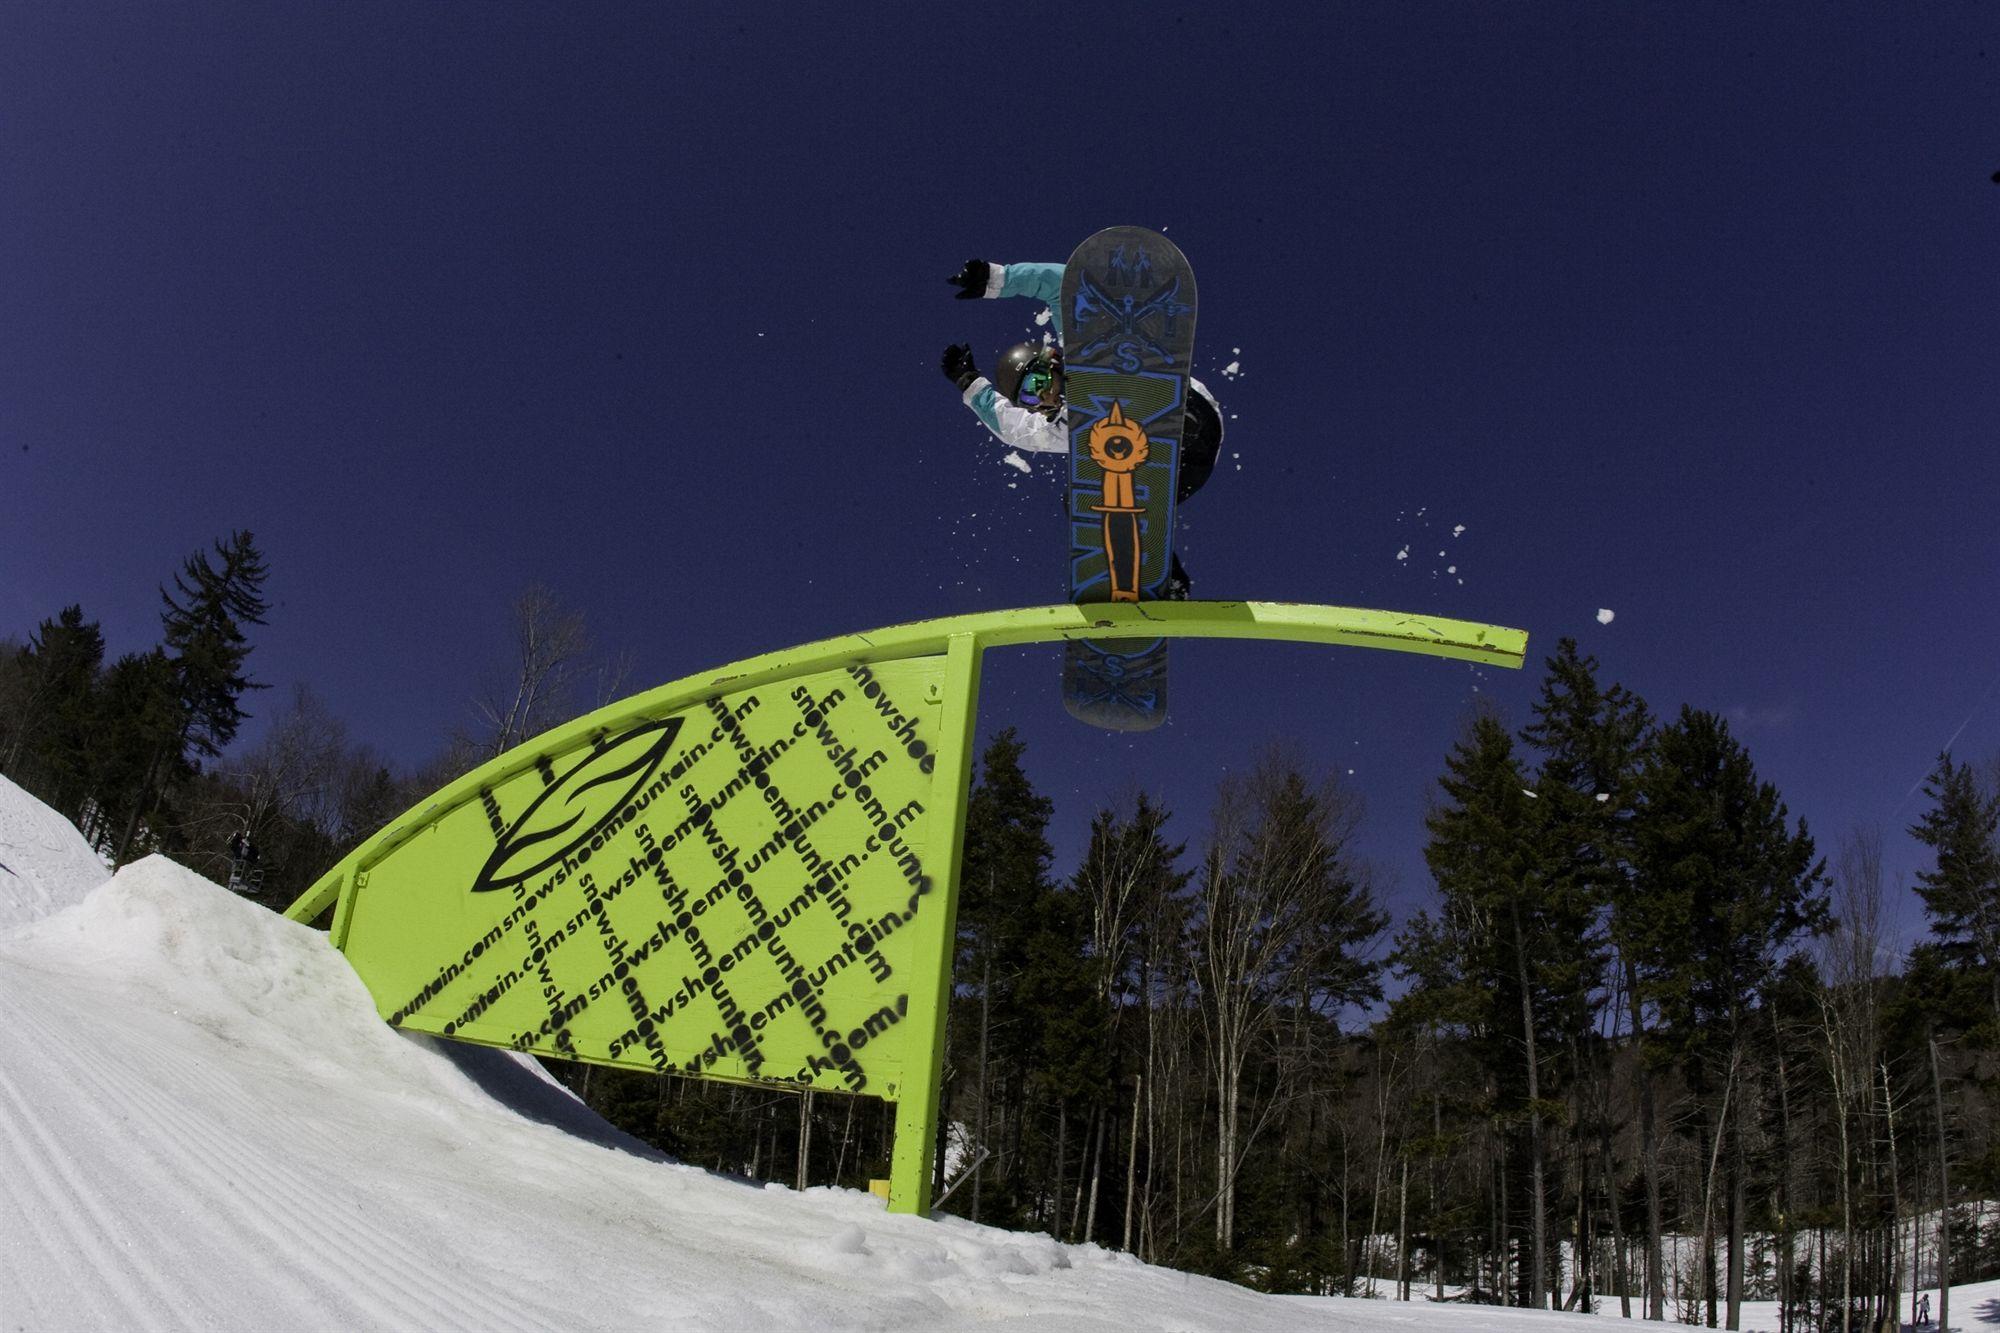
[1061, 636, 1170, 732]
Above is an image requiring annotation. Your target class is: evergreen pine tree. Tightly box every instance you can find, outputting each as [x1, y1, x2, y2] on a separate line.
[113, 533, 271, 860]
[1420, 710, 1563, 1307]
[1519, 636, 1650, 938]
[1907, 753, 2000, 1024]
[1627, 706, 1827, 1327]
[1517, 636, 1656, 1312]
[948, 728, 1097, 1229]
[160, 530, 271, 760]
[3, 606, 106, 817]
[92, 650, 188, 855]
[1630, 709, 1828, 1051]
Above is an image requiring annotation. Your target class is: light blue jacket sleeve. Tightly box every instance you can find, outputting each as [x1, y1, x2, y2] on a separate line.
[994, 262, 1066, 338]
[957, 260, 1069, 457]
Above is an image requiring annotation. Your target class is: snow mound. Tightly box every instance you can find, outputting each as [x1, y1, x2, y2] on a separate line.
[0, 828, 1392, 1329]
[0, 773, 111, 929]
[5, 853, 602, 1119]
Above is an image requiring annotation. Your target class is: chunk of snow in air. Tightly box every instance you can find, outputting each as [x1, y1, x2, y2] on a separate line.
[1001, 452, 1031, 474]
[1396, 545, 1410, 561]
[1597, 608, 1616, 625]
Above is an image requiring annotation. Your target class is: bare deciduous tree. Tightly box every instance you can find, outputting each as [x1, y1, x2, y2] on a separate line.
[1818, 826, 1887, 1333]
[1194, 750, 1382, 1253]
[477, 583, 595, 758]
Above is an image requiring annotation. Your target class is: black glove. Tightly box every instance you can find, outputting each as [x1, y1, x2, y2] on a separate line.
[941, 343, 979, 391]
[947, 259, 991, 300]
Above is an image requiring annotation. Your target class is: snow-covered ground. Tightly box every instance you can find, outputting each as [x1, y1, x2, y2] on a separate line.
[2, 776, 1996, 1330]
[0, 774, 110, 928]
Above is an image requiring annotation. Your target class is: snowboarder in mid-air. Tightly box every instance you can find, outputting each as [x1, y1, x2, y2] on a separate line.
[940, 257, 1224, 598]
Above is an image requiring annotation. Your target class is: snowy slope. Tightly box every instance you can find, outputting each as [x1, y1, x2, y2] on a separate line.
[0, 774, 109, 928]
[0, 780, 1994, 1330]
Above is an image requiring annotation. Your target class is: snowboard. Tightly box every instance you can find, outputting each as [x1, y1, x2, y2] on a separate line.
[1059, 226, 1197, 731]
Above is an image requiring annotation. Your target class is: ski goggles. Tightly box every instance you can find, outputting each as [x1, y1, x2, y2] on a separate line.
[1018, 368, 1053, 406]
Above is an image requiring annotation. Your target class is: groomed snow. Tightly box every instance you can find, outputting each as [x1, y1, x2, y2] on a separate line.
[0, 773, 111, 928]
[1, 778, 1993, 1330]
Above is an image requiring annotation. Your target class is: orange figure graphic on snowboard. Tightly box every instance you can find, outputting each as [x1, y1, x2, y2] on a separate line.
[1085, 402, 1149, 602]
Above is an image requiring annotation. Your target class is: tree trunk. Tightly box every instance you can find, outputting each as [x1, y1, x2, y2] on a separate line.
[1597, 1065, 1630, 1317]
[114, 737, 173, 865]
[1930, 1033, 1951, 1333]
[1396, 1154, 1410, 1300]
[1698, 1051, 1739, 1331]
[1511, 903, 1548, 1309]
[1053, 1103, 1068, 1236]
[1082, 1105, 1106, 1243]
[1728, 1092, 1745, 1329]
[1214, 1046, 1235, 1252]
[1139, 952, 1157, 1261]
[835, 1095, 857, 1186]
[973, 953, 990, 1223]
[1339, 1122, 1354, 1296]
[1573, 1135, 1590, 1311]
[1626, 958, 1666, 1320]
[1700, 1112, 1718, 1328]
[1497, 1127, 1509, 1304]
[1881, 1061, 1902, 1328]
[1771, 1003, 1795, 1333]
[1123, 1073, 1142, 1253]
[796, 1088, 813, 1192]
[1833, 1042, 1853, 1333]
[1434, 1088, 1447, 1301]
[1364, 1061, 1390, 1296]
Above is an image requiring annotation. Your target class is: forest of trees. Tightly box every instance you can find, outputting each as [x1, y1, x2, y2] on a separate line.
[8, 547, 2000, 1333]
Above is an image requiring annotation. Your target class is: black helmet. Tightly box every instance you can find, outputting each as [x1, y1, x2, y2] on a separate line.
[994, 341, 1058, 406]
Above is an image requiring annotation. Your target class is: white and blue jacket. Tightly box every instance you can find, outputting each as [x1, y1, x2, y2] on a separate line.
[960, 261, 1218, 460]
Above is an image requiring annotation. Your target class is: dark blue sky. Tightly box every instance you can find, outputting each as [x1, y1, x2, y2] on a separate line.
[6, 4, 1996, 952]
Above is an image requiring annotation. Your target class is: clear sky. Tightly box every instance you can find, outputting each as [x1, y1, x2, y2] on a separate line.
[5, 3, 1996, 952]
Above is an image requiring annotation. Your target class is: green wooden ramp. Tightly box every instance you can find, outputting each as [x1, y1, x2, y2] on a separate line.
[285, 601, 1527, 1215]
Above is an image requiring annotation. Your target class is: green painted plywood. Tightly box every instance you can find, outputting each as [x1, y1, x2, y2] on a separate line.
[286, 599, 1526, 1214]
[337, 657, 954, 1101]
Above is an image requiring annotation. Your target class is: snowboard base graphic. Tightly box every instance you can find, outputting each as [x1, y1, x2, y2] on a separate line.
[1059, 225, 1197, 731]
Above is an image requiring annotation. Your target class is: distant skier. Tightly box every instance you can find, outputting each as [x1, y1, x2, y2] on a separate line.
[1917, 1292, 1932, 1325]
[940, 257, 1224, 598]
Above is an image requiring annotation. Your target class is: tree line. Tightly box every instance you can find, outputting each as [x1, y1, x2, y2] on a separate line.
[7, 559, 2000, 1329]
[0, 536, 625, 909]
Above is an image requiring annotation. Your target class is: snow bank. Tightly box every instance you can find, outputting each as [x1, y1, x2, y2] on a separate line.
[0, 774, 110, 928]
[0, 802, 1361, 1330]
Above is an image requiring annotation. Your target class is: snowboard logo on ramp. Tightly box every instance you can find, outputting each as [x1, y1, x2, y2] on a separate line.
[469, 717, 685, 895]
